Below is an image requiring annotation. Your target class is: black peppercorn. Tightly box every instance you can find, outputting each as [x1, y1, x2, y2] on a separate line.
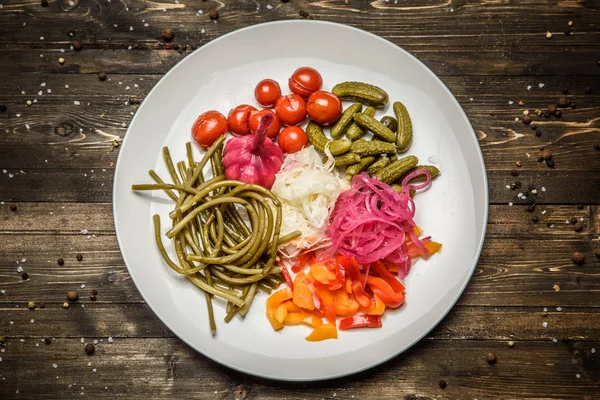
[281, 0, 289, 2]
[91, 289, 98, 295]
[10, 204, 17, 212]
[510, 183, 517, 190]
[21, 272, 29, 280]
[577, 204, 584, 210]
[67, 291, 78, 302]
[57, 258, 64, 266]
[570, 217, 578, 225]
[537, 156, 544, 162]
[546, 159, 555, 168]
[572, 252, 585, 265]
[44, 338, 51, 345]
[439, 380, 447, 389]
[72, 41, 83, 51]
[161, 29, 174, 42]
[209, 9, 219, 19]
[548, 104, 557, 115]
[0, 104, 6, 112]
[532, 216, 539, 223]
[541, 148, 552, 159]
[555, 110, 562, 118]
[76, 253, 83, 262]
[544, 111, 551, 118]
[594, 144, 600, 151]
[573, 221, 583, 232]
[511, 170, 518, 177]
[85, 343, 95, 355]
[486, 352, 497, 364]
[528, 184, 536, 192]
[98, 72, 107, 81]
[557, 97, 568, 107]
[526, 205, 535, 213]
[562, 88, 569, 94]
[522, 115, 532, 125]
[595, 249, 600, 259]
[530, 123, 537, 130]
[535, 130, 542, 137]
[41, 0, 48, 6]
[90, 294, 97, 301]
[514, 181, 522, 189]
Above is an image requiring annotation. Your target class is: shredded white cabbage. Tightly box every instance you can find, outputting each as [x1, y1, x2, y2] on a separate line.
[272, 146, 349, 259]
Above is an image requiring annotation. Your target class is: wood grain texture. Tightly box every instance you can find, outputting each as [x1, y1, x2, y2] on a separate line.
[1, 0, 600, 398]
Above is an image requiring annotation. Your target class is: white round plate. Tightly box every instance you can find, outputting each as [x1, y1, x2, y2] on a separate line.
[113, 20, 488, 381]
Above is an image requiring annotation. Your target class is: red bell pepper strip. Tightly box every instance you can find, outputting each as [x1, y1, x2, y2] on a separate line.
[291, 252, 313, 273]
[366, 276, 405, 308]
[339, 315, 382, 330]
[351, 280, 372, 309]
[278, 261, 294, 290]
[371, 260, 405, 293]
[336, 254, 361, 281]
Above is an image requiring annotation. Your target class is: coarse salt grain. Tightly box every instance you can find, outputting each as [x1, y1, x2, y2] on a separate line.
[549, 224, 555, 229]
[527, 85, 532, 90]
[576, 374, 580, 379]
[539, 83, 545, 88]
[541, 187, 546, 192]
[38, 90, 43, 96]
[556, 307, 562, 311]
[553, 338, 558, 343]
[53, 363, 58, 368]
[506, 185, 511, 189]
[592, 348, 596, 353]
[92, 369, 97, 373]
[74, 101, 80, 106]
[544, 307, 548, 311]
[93, 340, 98, 344]
[541, 210, 547, 215]
[30, 319, 34, 323]
[81, 284, 85, 289]
[508, 100, 513, 105]
[17, 266, 23, 273]
[508, 202, 513, 206]
[266, 4, 273, 9]
[514, 117, 519, 122]
[543, 322, 548, 328]
[108, 337, 114, 343]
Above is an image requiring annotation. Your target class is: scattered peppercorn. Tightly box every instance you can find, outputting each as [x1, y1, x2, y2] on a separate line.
[594, 144, 600, 151]
[38, 302, 46, 309]
[90, 294, 97, 301]
[541, 149, 553, 160]
[547, 105, 557, 115]
[161, 29, 174, 42]
[532, 216, 539, 223]
[0, 336, 5, 344]
[535, 131, 542, 137]
[21, 272, 29, 280]
[41, 0, 48, 6]
[555, 110, 562, 118]
[545, 31, 552, 39]
[299, 10, 313, 19]
[526, 205, 535, 213]
[511, 170, 518, 177]
[209, 9, 219, 20]
[523, 110, 529, 116]
[439, 380, 447, 389]
[595, 249, 600, 259]
[281, 0, 290, 2]
[28, 301, 36, 310]
[557, 97, 568, 107]
[546, 159, 555, 168]
[44, 338, 51, 345]
[573, 221, 583, 232]
[522, 115, 532, 125]
[542, 311, 548, 317]
[564, 29, 571, 36]
[486, 352, 497, 364]
[528, 184, 535, 192]
[530, 123, 537, 130]
[584, 86, 592, 95]
[570, 217, 578, 224]
[577, 204, 584, 210]
[72, 41, 83, 51]
[518, 100, 524, 106]
[62, 302, 70, 309]
[568, 20, 573, 27]
[544, 111, 551, 118]
[572, 252, 585, 265]
[85, 343, 95, 354]
[535, 109, 542, 116]
[10, 204, 17, 212]
[508, 341, 515, 348]
[76, 253, 83, 262]
[91, 289, 98, 295]
[98, 72, 107, 81]
[57, 258, 64, 266]
[537, 156, 544, 162]
[67, 291, 79, 302]
[562, 88, 569, 94]
[0, 104, 6, 112]
[26, 100, 32, 106]
[58, 57, 65, 65]
[569, 99, 576, 108]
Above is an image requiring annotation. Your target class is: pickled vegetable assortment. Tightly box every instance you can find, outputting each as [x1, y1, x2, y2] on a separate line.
[132, 66, 443, 341]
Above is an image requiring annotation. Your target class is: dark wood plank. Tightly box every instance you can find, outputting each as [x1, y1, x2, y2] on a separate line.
[1, 0, 599, 48]
[0, 338, 597, 399]
[2, 302, 600, 341]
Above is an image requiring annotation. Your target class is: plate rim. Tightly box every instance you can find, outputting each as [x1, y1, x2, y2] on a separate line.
[113, 19, 489, 381]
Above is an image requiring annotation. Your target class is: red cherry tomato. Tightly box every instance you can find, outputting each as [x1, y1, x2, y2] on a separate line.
[274, 94, 307, 126]
[307, 91, 342, 125]
[248, 109, 281, 138]
[277, 126, 308, 154]
[191, 110, 228, 149]
[227, 104, 257, 135]
[289, 67, 323, 99]
[254, 79, 282, 108]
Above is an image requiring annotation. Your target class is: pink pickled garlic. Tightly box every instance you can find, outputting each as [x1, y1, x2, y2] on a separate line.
[325, 171, 432, 277]
[222, 112, 283, 189]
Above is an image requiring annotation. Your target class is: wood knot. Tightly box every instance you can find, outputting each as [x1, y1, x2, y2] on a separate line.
[233, 384, 248, 400]
[54, 122, 74, 137]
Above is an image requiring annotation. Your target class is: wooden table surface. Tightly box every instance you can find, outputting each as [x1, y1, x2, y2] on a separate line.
[1, 0, 599, 398]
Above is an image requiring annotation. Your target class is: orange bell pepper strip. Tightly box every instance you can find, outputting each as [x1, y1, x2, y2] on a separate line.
[413, 225, 423, 236]
[292, 272, 315, 310]
[345, 278, 353, 294]
[266, 307, 284, 330]
[305, 323, 338, 342]
[313, 286, 337, 324]
[310, 263, 337, 285]
[351, 281, 372, 309]
[407, 241, 442, 259]
[283, 300, 302, 313]
[266, 288, 293, 309]
[283, 312, 323, 328]
[367, 276, 405, 308]
[335, 290, 360, 317]
[360, 293, 386, 315]
[339, 314, 382, 330]
[274, 304, 288, 323]
[371, 260, 405, 293]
